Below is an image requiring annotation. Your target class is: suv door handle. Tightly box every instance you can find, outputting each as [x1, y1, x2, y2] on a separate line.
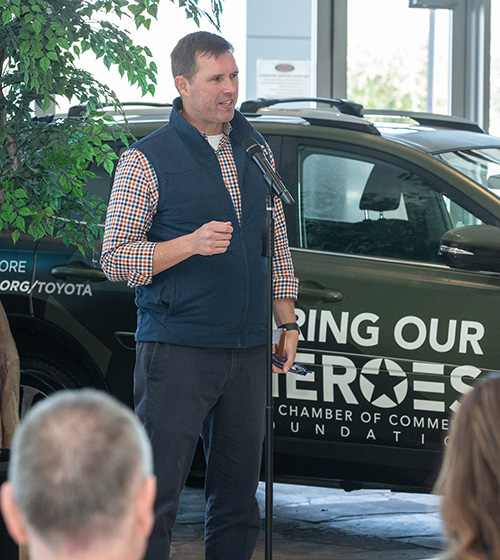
[51, 263, 107, 283]
[299, 281, 344, 303]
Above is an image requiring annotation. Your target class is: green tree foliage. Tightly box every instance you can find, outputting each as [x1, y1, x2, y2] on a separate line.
[0, 0, 223, 251]
[348, 54, 427, 113]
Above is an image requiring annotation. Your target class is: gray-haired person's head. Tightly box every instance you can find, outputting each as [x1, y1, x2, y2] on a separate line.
[171, 30, 233, 82]
[8, 389, 152, 546]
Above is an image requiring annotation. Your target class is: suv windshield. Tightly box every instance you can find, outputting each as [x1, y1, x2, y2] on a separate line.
[435, 147, 500, 197]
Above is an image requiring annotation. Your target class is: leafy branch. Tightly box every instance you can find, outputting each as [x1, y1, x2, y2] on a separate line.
[0, 0, 223, 252]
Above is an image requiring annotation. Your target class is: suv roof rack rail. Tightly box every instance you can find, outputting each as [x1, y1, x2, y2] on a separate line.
[32, 114, 54, 123]
[362, 109, 484, 133]
[240, 97, 364, 117]
[119, 102, 173, 108]
[294, 112, 380, 135]
[67, 101, 173, 117]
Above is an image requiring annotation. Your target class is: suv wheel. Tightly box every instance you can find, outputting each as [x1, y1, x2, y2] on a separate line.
[19, 357, 81, 418]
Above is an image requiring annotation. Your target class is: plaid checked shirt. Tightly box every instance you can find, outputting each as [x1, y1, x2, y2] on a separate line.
[101, 125, 298, 301]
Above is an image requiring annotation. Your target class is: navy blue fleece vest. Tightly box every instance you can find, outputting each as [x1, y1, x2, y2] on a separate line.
[133, 101, 269, 348]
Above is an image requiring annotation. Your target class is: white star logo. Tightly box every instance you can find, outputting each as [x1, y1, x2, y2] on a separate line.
[359, 358, 408, 408]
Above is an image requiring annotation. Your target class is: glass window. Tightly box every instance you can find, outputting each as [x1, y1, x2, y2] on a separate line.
[298, 146, 484, 262]
[435, 148, 500, 197]
[442, 194, 483, 229]
[490, 2, 500, 135]
[347, 0, 451, 114]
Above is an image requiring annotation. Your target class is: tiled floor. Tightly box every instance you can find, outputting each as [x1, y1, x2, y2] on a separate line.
[171, 482, 444, 559]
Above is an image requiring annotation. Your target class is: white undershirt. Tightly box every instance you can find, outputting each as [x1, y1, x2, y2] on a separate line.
[207, 133, 224, 150]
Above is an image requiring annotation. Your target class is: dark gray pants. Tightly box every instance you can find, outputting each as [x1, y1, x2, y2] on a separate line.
[134, 342, 267, 560]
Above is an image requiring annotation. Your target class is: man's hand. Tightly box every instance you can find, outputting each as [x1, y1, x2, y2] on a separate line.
[192, 221, 233, 256]
[152, 221, 233, 276]
[272, 329, 299, 374]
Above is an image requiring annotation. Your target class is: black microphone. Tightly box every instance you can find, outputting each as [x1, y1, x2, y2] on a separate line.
[244, 138, 295, 205]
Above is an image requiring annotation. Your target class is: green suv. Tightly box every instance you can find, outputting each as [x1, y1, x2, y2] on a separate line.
[4, 97, 500, 490]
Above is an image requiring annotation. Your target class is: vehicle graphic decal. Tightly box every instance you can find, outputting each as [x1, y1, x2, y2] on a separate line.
[273, 307, 486, 450]
[0, 279, 93, 296]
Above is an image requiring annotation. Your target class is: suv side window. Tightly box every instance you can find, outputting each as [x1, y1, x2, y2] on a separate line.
[298, 146, 485, 263]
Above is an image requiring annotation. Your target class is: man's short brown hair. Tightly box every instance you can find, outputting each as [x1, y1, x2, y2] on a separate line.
[171, 31, 233, 82]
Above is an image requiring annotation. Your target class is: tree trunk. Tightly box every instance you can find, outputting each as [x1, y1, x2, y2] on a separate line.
[0, 48, 21, 442]
[0, 299, 20, 448]
[0, 304, 27, 560]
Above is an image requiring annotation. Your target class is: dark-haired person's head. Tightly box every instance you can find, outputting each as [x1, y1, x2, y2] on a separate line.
[171, 31, 238, 136]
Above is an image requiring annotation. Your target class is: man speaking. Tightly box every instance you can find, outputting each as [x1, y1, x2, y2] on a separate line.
[101, 30, 298, 560]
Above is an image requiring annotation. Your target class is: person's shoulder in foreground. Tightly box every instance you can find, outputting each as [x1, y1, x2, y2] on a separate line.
[0, 388, 156, 560]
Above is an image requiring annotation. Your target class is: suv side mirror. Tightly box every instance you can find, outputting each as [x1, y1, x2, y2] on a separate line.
[439, 225, 500, 273]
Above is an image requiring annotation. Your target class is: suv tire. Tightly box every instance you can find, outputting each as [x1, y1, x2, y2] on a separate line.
[19, 357, 82, 418]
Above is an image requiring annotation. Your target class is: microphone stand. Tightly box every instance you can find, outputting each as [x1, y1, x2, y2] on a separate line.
[263, 189, 295, 560]
[247, 136, 295, 560]
[263, 190, 275, 560]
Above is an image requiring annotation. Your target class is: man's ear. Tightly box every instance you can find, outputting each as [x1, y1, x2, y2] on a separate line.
[135, 475, 157, 538]
[0, 482, 29, 545]
[174, 75, 189, 97]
